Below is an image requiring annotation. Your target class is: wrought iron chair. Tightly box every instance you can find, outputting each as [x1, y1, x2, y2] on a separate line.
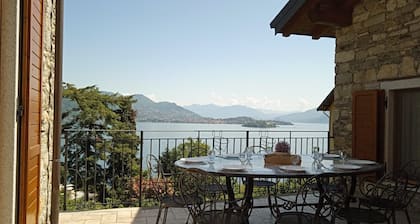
[146, 154, 189, 224]
[358, 160, 420, 224]
[326, 173, 406, 224]
[270, 174, 334, 224]
[178, 169, 247, 224]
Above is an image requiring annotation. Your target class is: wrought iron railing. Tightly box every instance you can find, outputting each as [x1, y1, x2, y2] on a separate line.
[60, 129, 330, 211]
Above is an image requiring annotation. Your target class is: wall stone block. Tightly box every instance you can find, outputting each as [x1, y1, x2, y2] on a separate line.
[365, 69, 378, 81]
[372, 33, 386, 41]
[386, 0, 398, 11]
[336, 50, 355, 63]
[409, 20, 420, 32]
[415, 7, 420, 17]
[368, 44, 386, 56]
[355, 49, 369, 61]
[364, 13, 386, 27]
[335, 63, 350, 74]
[400, 56, 416, 77]
[389, 28, 409, 37]
[378, 64, 398, 80]
[336, 73, 353, 84]
[354, 12, 369, 23]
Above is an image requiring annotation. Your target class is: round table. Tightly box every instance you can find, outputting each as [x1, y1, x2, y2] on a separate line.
[175, 154, 384, 217]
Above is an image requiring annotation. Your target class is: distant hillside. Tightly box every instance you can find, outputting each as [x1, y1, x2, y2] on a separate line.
[274, 109, 328, 124]
[184, 104, 286, 120]
[132, 94, 211, 123]
[132, 95, 293, 126]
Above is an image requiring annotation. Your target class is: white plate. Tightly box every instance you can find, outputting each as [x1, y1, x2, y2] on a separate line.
[221, 165, 246, 171]
[322, 153, 340, 159]
[180, 157, 206, 164]
[278, 165, 306, 172]
[347, 159, 376, 165]
[331, 164, 362, 170]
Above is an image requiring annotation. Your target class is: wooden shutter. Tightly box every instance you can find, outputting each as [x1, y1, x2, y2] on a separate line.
[352, 90, 385, 162]
[19, 0, 43, 223]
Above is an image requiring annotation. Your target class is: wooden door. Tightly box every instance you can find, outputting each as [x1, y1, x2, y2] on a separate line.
[352, 90, 385, 162]
[19, 0, 43, 223]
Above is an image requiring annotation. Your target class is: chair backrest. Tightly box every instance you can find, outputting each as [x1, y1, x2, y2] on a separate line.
[146, 154, 164, 179]
[396, 160, 420, 207]
[178, 169, 228, 222]
[359, 167, 418, 210]
[272, 175, 334, 221]
[145, 154, 182, 203]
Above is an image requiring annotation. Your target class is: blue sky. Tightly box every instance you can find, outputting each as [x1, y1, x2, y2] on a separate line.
[63, 0, 335, 112]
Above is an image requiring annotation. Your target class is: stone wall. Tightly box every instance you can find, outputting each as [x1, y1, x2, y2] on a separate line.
[333, 0, 420, 154]
[39, 0, 56, 223]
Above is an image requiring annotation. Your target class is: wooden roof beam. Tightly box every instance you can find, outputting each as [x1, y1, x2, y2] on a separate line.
[311, 24, 329, 40]
[308, 0, 355, 27]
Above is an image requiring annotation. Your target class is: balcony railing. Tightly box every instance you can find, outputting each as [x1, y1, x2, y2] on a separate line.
[60, 129, 330, 211]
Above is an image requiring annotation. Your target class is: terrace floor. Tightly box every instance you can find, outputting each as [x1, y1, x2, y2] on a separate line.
[59, 198, 420, 224]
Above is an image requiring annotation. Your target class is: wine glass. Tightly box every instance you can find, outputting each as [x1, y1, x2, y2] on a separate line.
[291, 155, 300, 166]
[239, 152, 247, 165]
[208, 149, 215, 164]
[339, 150, 347, 164]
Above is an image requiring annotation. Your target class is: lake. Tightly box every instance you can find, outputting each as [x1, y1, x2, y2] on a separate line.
[136, 122, 328, 138]
[136, 122, 330, 168]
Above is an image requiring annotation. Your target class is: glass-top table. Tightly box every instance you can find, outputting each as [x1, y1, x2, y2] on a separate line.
[175, 154, 384, 217]
[175, 155, 383, 178]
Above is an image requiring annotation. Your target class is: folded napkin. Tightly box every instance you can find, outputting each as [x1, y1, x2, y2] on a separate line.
[264, 152, 301, 166]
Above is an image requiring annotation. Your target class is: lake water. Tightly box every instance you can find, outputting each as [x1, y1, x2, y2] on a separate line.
[136, 122, 328, 138]
[136, 122, 330, 168]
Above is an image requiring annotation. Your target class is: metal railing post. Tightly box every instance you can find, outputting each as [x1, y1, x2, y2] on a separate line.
[139, 131, 144, 207]
[246, 131, 249, 148]
[289, 131, 292, 144]
[197, 131, 200, 156]
[63, 132, 68, 211]
[327, 131, 331, 153]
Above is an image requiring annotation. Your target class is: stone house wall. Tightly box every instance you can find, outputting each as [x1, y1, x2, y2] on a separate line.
[333, 0, 420, 154]
[39, 0, 57, 223]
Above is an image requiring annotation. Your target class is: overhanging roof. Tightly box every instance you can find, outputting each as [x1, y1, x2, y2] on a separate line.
[317, 89, 334, 111]
[270, 0, 360, 39]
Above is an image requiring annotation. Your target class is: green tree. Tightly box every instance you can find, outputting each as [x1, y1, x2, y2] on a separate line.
[159, 138, 209, 174]
[62, 83, 140, 208]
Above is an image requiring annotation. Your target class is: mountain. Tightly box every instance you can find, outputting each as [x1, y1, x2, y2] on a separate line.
[184, 104, 286, 120]
[132, 94, 211, 123]
[132, 95, 292, 126]
[274, 109, 329, 123]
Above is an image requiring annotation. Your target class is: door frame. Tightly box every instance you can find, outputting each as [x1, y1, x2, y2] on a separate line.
[380, 77, 420, 171]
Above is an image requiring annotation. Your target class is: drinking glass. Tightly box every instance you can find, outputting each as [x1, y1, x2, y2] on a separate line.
[239, 152, 247, 165]
[339, 150, 347, 164]
[246, 146, 254, 161]
[291, 156, 300, 166]
[208, 149, 215, 164]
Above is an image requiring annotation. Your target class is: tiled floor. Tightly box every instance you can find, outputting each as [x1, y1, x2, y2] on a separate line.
[59, 198, 420, 224]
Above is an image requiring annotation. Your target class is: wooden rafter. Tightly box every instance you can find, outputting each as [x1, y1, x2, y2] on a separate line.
[311, 24, 329, 40]
[308, 0, 357, 27]
[271, 0, 360, 38]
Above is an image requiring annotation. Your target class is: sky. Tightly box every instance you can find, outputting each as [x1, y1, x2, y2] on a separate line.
[63, 0, 335, 113]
